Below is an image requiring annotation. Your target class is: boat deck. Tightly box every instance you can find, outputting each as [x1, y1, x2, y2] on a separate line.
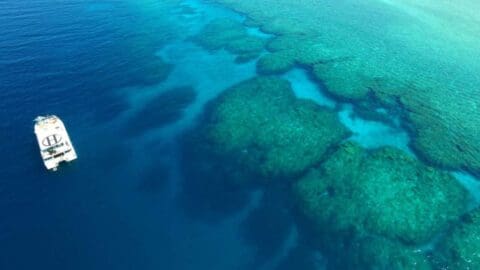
[34, 115, 77, 170]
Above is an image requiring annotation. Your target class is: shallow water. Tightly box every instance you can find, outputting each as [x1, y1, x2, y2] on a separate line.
[1, 0, 480, 269]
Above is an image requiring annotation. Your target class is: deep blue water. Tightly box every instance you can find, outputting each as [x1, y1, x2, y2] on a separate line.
[0, 1, 263, 269]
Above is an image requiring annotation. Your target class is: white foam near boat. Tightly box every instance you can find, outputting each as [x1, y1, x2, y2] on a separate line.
[34, 115, 77, 171]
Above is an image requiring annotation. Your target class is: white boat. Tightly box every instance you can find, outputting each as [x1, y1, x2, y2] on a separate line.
[34, 115, 77, 171]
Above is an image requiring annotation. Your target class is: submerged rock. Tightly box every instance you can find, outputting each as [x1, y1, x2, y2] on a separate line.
[275, 243, 325, 270]
[125, 86, 196, 136]
[203, 76, 349, 179]
[135, 57, 173, 86]
[177, 4, 197, 15]
[294, 142, 468, 245]
[240, 189, 294, 267]
[193, 18, 266, 62]
[435, 208, 480, 269]
[178, 130, 252, 221]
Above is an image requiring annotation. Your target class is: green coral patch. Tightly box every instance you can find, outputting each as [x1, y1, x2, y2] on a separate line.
[346, 237, 433, 270]
[435, 208, 480, 269]
[400, 88, 480, 174]
[226, 36, 265, 54]
[294, 142, 468, 245]
[204, 76, 349, 179]
[212, 0, 480, 176]
[257, 35, 346, 75]
[257, 51, 295, 74]
[193, 18, 266, 60]
[266, 35, 342, 64]
[311, 61, 371, 100]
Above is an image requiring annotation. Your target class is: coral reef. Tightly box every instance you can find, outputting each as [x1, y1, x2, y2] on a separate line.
[400, 87, 480, 175]
[193, 18, 266, 62]
[435, 208, 480, 269]
[345, 236, 433, 270]
[257, 35, 345, 75]
[311, 61, 371, 101]
[204, 76, 349, 179]
[257, 51, 295, 74]
[212, 0, 480, 174]
[293, 142, 468, 245]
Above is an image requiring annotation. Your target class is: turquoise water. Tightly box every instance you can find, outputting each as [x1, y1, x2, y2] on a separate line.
[1, 0, 479, 269]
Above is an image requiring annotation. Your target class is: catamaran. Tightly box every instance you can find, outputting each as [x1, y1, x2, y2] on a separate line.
[34, 115, 77, 171]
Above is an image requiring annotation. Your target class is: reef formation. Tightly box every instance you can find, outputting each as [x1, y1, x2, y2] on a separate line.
[193, 18, 267, 63]
[177, 2, 480, 267]
[198, 76, 349, 180]
[293, 142, 468, 268]
[182, 77, 349, 179]
[211, 0, 480, 175]
[345, 236, 433, 270]
[294, 142, 468, 244]
[434, 207, 480, 269]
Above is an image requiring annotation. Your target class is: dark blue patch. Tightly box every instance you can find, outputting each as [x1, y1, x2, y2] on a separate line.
[125, 86, 197, 136]
[241, 188, 294, 267]
[176, 131, 251, 222]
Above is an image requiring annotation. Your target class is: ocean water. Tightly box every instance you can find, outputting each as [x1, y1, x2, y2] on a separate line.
[1, 0, 480, 269]
[0, 1, 256, 269]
